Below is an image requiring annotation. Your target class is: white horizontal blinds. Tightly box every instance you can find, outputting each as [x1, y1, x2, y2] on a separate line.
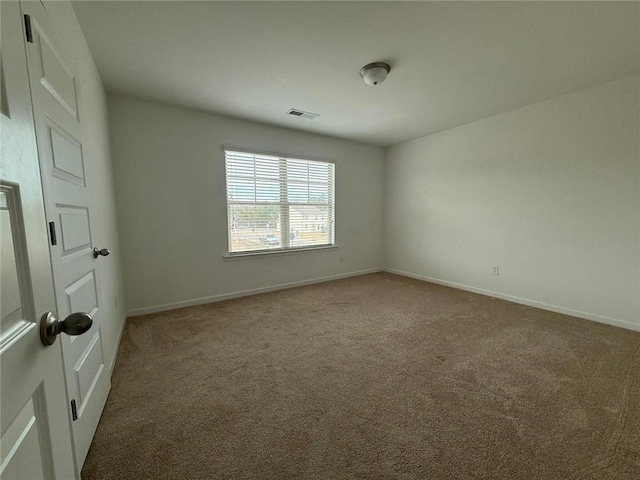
[226, 151, 283, 253]
[225, 150, 335, 254]
[286, 158, 334, 248]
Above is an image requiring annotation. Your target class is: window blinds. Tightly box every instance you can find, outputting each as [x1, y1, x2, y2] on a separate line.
[225, 150, 335, 254]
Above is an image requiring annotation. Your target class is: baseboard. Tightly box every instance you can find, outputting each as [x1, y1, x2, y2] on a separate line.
[109, 314, 127, 373]
[384, 268, 640, 332]
[127, 268, 383, 317]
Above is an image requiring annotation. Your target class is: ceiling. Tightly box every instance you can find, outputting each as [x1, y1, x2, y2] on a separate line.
[72, 1, 639, 147]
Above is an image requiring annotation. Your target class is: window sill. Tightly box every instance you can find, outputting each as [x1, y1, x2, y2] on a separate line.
[223, 244, 338, 261]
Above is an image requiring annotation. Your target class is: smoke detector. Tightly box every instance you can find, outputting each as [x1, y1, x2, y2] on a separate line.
[360, 62, 391, 86]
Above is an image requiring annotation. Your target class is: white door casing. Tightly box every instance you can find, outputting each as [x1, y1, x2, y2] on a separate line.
[0, 1, 77, 478]
[21, 0, 111, 471]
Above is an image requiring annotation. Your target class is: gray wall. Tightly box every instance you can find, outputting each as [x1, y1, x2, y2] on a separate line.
[384, 76, 640, 330]
[108, 95, 385, 314]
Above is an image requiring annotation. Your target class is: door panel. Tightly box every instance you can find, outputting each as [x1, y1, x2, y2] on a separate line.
[30, 16, 79, 119]
[1, 393, 47, 480]
[74, 334, 105, 413]
[22, 0, 110, 471]
[65, 270, 99, 318]
[48, 119, 86, 185]
[0, 1, 77, 478]
[58, 206, 91, 254]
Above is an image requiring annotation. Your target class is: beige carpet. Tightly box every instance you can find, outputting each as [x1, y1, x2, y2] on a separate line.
[82, 273, 640, 479]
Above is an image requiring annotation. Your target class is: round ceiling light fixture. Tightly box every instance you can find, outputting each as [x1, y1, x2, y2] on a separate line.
[360, 62, 391, 86]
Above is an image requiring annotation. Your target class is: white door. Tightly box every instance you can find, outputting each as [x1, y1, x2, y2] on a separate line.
[21, 0, 111, 471]
[0, 1, 77, 479]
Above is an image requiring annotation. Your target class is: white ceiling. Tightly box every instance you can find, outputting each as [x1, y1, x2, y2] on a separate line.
[72, 1, 639, 147]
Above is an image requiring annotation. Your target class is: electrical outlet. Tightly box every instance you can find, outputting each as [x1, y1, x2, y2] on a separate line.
[492, 265, 500, 275]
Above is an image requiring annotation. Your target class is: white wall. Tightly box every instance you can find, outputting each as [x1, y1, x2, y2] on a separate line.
[108, 95, 385, 315]
[385, 75, 640, 330]
[49, 2, 127, 369]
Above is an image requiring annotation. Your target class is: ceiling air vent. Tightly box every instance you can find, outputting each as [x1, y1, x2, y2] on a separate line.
[286, 108, 319, 120]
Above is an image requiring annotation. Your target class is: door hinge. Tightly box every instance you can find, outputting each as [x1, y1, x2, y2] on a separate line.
[48, 221, 57, 245]
[70, 399, 78, 421]
[24, 15, 33, 43]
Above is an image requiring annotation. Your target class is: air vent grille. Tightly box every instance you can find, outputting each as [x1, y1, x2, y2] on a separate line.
[286, 108, 319, 119]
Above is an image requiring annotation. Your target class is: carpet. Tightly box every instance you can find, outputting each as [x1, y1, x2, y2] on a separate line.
[82, 273, 640, 479]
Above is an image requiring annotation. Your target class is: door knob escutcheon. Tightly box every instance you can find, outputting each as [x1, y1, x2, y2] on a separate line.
[40, 311, 93, 346]
[93, 247, 110, 258]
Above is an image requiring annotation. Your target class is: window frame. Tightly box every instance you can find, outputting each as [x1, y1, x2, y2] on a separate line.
[223, 146, 336, 257]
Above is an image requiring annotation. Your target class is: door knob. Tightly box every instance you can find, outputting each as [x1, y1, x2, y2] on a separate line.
[40, 311, 93, 346]
[93, 247, 110, 258]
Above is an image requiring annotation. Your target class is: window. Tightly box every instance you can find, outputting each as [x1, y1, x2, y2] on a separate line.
[225, 149, 335, 254]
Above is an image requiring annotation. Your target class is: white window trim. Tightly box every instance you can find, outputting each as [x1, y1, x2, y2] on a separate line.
[223, 146, 337, 257]
[222, 244, 339, 261]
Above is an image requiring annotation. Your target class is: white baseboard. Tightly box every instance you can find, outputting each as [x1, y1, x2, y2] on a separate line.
[384, 268, 640, 332]
[109, 314, 127, 373]
[127, 268, 383, 317]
